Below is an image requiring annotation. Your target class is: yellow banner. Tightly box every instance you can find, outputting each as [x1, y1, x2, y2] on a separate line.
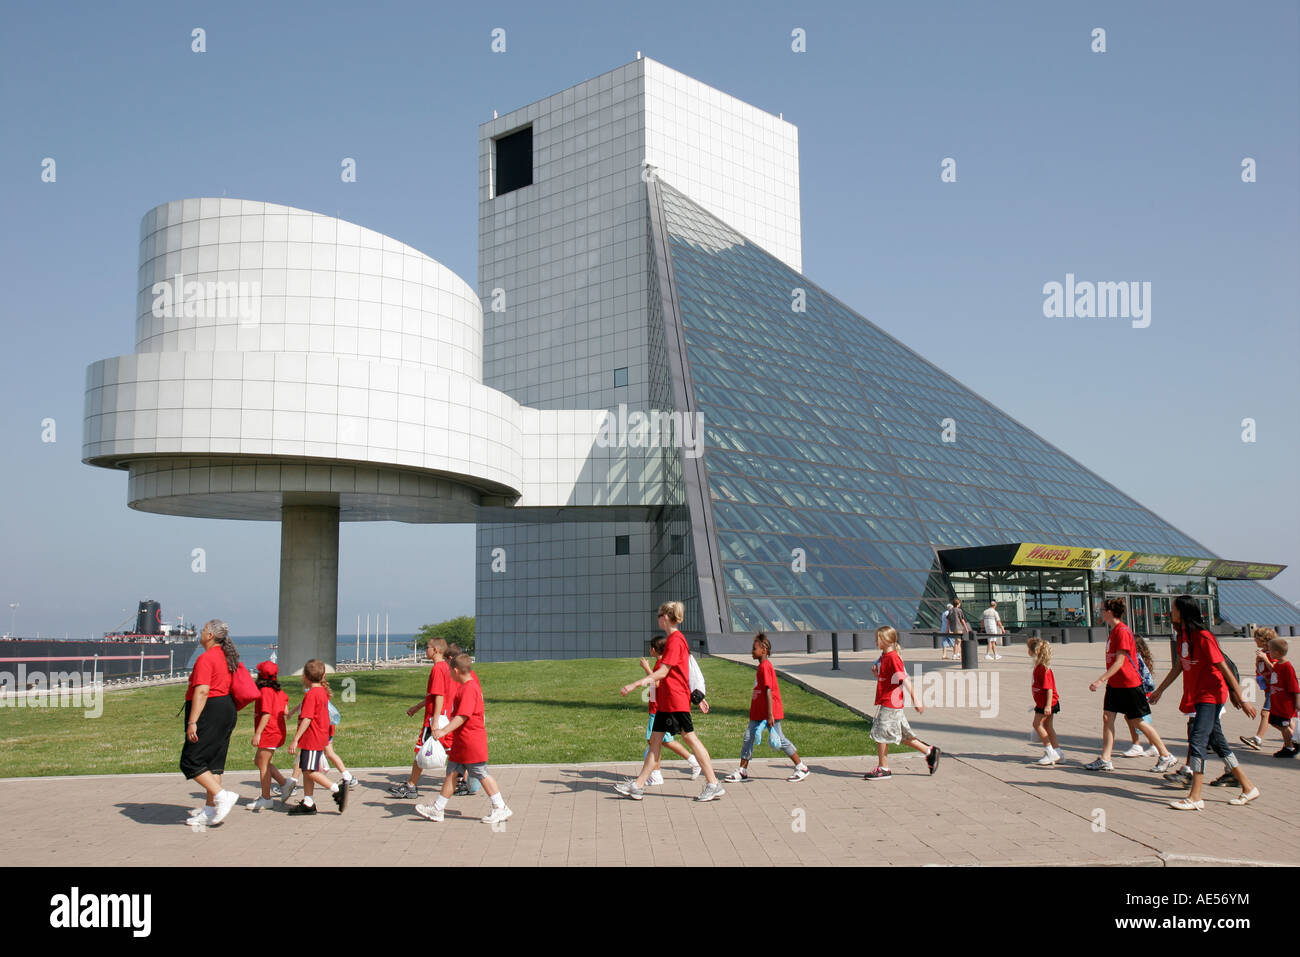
[1012, 543, 1109, 571]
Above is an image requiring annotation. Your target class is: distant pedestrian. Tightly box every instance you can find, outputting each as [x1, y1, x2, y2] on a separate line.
[1027, 637, 1062, 765]
[615, 601, 724, 801]
[945, 598, 970, 660]
[940, 602, 956, 660]
[1085, 598, 1177, 773]
[248, 660, 289, 810]
[864, 626, 940, 781]
[181, 619, 241, 826]
[1149, 595, 1259, 809]
[722, 634, 810, 783]
[982, 600, 1004, 660]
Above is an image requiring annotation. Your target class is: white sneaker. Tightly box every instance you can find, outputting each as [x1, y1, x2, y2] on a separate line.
[414, 803, 444, 822]
[187, 806, 211, 822]
[694, 782, 726, 802]
[1050, 747, 1064, 762]
[689, 760, 702, 781]
[722, 768, 748, 783]
[1152, 754, 1178, 773]
[1121, 743, 1146, 758]
[211, 789, 239, 825]
[994, 654, 1002, 660]
[985, 654, 994, 660]
[1036, 751, 1059, 765]
[647, 770, 664, 786]
[248, 796, 276, 811]
[278, 779, 299, 800]
[787, 766, 811, 781]
[1145, 745, 1158, 757]
[481, 805, 513, 825]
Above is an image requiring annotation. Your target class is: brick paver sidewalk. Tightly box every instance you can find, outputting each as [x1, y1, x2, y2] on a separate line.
[0, 640, 1294, 866]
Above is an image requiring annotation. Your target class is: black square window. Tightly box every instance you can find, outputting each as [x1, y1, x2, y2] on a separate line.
[613, 366, 628, 387]
[670, 534, 685, 555]
[614, 535, 630, 556]
[494, 126, 533, 197]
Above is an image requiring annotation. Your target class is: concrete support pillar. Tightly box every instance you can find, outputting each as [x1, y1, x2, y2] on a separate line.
[278, 502, 340, 673]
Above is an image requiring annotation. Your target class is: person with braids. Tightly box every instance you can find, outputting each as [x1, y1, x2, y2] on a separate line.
[182, 620, 242, 825]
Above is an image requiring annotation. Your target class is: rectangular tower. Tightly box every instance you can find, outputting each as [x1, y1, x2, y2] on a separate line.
[475, 56, 801, 660]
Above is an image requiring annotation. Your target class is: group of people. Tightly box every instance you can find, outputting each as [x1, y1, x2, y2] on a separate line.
[178, 592, 1296, 826]
[940, 598, 1006, 660]
[1023, 595, 1297, 812]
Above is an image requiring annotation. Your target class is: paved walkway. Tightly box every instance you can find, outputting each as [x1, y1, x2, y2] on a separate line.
[1, 641, 1294, 866]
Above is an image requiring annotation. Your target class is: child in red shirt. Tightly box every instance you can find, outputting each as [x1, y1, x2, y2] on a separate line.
[1027, 638, 1062, 766]
[865, 626, 940, 781]
[287, 659, 348, 815]
[639, 635, 703, 785]
[249, 661, 289, 810]
[1240, 627, 1278, 751]
[414, 654, 513, 825]
[390, 637, 453, 798]
[1265, 637, 1298, 757]
[723, 634, 810, 782]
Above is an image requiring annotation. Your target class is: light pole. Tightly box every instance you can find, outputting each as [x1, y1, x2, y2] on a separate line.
[7, 602, 17, 638]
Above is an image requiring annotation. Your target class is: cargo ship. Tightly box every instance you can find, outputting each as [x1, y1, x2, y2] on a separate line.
[0, 600, 201, 683]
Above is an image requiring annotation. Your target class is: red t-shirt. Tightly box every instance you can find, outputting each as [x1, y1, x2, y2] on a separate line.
[875, 650, 906, 709]
[749, 659, 784, 720]
[1268, 660, 1299, 720]
[1177, 628, 1227, 713]
[186, 645, 231, 701]
[1105, 622, 1142, 689]
[1032, 664, 1059, 709]
[655, 631, 691, 713]
[425, 660, 453, 725]
[297, 685, 331, 750]
[254, 687, 288, 747]
[448, 676, 487, 765]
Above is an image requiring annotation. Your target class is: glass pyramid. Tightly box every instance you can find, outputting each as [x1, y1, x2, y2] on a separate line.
[648, 180, 1300, 633]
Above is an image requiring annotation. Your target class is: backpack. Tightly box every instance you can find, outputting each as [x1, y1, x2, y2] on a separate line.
[327, 700, 342, 726]
[1137, 655, 1156, 695]
[230, 664, 259, 711]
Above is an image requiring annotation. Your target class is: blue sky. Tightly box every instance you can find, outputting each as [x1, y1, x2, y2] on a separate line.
[1, 0, 1296, 637]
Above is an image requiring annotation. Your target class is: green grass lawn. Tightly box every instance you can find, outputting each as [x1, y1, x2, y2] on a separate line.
[0, 657, 876, 778]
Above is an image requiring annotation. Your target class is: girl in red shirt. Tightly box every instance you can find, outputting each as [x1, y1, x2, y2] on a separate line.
[722, 634, 810, 783]
[1027, 637, 1062, 765]
[249, 661, 290, 810]
[1149, 595, 1259, 810]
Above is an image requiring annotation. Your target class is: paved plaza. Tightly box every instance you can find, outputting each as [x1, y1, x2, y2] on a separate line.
[1, 640, 1295, 866]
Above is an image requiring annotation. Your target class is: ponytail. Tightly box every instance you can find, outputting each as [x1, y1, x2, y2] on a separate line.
[204, 619, 238, 673]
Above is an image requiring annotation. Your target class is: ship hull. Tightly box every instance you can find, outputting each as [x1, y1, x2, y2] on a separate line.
[0, 639, 201, 682]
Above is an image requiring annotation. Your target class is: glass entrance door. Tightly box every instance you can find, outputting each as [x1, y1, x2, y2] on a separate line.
[1150, 596, 1171, 634]
[1128, 594, 1150, 635]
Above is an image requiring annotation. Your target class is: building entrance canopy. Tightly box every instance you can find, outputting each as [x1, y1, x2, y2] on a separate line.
[938, 542, 1285, 581]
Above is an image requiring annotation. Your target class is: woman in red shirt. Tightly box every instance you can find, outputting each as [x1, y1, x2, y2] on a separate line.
[181, 620, 242, 826]
[1149, 595, 1259, 810]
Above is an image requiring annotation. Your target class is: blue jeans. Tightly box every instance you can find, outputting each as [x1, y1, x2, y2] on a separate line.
[1186, 703, 1239, 775]
[741, 719, 798, 761]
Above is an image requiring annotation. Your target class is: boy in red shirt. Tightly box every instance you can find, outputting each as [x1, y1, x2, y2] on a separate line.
[288, 659, 348, 815]
[723, 633, 810, 782]
[249, 661, 290, 810]
[865, 626, 940, 780]
[1265, 637, 1299, 758]
[414, 655, 512, 824]
[390, 637, 453, 799]
[1239, 627, 1277, 751]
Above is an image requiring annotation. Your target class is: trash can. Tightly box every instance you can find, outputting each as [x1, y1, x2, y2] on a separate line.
[960, 635, 979, 670]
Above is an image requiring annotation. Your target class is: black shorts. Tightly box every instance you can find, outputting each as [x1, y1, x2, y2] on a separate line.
[299, 749, 325, 772]
[1103, 685, 1151, 720]
[179, 694, 237, 780]
[651, 711, 694, 736]
[1268, 714, 1294, 730]
[1034, 702, 1061, 715]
